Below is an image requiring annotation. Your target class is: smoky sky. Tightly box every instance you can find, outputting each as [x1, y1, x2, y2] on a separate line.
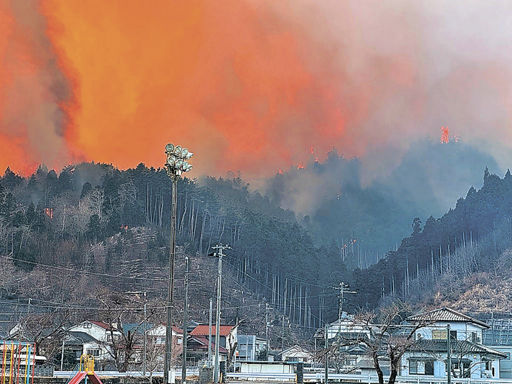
[0, 0, 511, 185]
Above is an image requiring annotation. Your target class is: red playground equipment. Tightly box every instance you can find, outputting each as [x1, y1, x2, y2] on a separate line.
[67, 355, 103, 384]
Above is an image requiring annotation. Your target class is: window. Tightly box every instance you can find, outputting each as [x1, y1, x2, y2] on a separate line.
[452, 361, 470, 377]
[450, 330, 457, 340]
[409, 360, 433, 375]
[425, 361, 434, 375]
[433, 330, 447, 340]
[84, 322, 92, 329]
[463, 362, 470, 377]
[87, 349, 100, 357]
[409, 360, 418, 375]
[485, 361, 492, 370]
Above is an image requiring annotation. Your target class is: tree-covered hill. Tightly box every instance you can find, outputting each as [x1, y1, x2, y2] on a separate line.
[266, 139, 500, 267]
[0, 163, 347, 332]
[351, 168, 512, 309]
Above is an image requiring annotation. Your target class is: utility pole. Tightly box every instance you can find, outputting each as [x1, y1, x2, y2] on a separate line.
[143, 291, 147, 377]
[333, 282, 357, 321]
[324, 324, 328, 384]
[60, 340, 65, 371]
[281, 315, 285, 353]
[265, 303, 270, 359]
[333, 282, 356, 339]
[208, 298, 213, 367]
[212, 244, 231, 383]
[164, 143, 193, 384]
[182, 257, 190, 384]
[447, 324, 452, 384]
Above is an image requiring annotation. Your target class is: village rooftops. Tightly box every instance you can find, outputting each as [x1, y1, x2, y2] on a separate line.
[190, 324, 235, 337]
[407, 307, 489, 328]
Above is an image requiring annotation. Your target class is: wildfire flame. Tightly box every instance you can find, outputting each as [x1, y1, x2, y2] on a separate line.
[44, 208, 54, 219]
[440, 127, 450, 144]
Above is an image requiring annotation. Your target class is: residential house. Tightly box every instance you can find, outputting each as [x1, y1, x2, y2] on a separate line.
[146, 324, 183, 347]
[483, 318, 512, 378]
[402, 307, 506, 379]
[322, 313, 371, 341]
[237, 335, 267, 361]
[313, 313, 390, 375]
[145, 324, 183, 368]
[62, 331, 100, 368]
[279, 345, 313, 363]
[66, 320, 120, 366]
[187, 324, 238, 364]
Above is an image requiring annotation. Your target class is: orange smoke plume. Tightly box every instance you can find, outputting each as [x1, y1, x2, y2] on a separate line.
[34, 0, 346, 177]
[3, 1, 512, 176]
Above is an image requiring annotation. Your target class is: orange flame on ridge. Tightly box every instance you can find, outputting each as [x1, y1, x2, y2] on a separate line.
[440, 127, 449, 144]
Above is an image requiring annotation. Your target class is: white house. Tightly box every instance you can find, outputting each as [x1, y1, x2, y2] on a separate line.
[279, 345, 313, 363]
[66, 320, 121, 364]
[321, 313, 371, 341]
[314, 313, 389, 375]
[402, 307, 506, 379]
[146, 324, 183, 346]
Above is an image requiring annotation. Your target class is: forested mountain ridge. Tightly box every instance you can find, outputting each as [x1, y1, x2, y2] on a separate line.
[266, 139, 500, 266]
[1, 157, 510, 332]
[351, 168, 512, 309]
[0, 162, 347, 333]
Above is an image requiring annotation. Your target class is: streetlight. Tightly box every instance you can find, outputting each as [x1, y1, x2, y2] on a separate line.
[164, 143, 193, 384]
[209, 244, 231, 384]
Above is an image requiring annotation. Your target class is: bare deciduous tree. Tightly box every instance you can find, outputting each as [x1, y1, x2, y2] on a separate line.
[334, 302, 431, 384]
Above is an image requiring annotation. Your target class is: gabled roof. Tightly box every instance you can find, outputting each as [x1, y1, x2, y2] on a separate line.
[408, 339, 507, 359]
[190, 324, 235, 337]
[66, 331, 98, 344]
[407, 308, 489, 328]
[281, 345, 312, 356]
[89, 321, 111, 330]
[123, 323, 154, 334]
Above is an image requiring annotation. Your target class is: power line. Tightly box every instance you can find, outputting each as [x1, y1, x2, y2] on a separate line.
[0, 254, 169, 282]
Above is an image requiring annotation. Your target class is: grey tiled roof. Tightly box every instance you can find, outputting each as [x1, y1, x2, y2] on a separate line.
[408, 339, 507, 359]
[66, 331, 98, 343]
[407, 308, 489, 328]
